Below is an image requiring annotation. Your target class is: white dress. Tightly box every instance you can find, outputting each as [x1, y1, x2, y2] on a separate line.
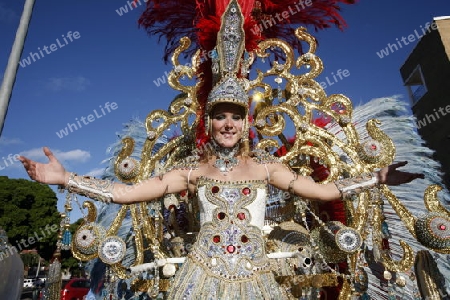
[166, 176, 290, 300]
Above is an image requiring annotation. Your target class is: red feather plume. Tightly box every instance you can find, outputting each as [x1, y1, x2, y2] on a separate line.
[138, 0, 357, 62]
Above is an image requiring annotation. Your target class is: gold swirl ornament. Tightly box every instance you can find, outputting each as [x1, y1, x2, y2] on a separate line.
[415, 212, 450, 253]
[414, 250, 447, 300]
[355, 119, 395, 168]
[114, 137, 140, 183]
[423, 184, 450, 217]
[71, 202, 106, 261]
[72, 225, 107, 261]
[383, 184, 450, 254]
[415, 185, 450, 253]
[371, 187, 415, 272]
[310, 221, 362, 263]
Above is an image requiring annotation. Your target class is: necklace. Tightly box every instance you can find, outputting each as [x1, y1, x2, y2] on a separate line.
[212, 140, 240, 175]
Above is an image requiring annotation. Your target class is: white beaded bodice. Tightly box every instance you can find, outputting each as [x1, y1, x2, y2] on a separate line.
[191, 177, 271, 281]
[197, 177, 268, 229]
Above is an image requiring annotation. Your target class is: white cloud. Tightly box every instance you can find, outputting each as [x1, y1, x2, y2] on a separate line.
[0, 3, 18, 23]
[0, 137, 23, 146]
[46, 76, 91, 92]
[86, 167, 106, 177]
[57, 149, 91, 163]
[19, 148, 91, 163]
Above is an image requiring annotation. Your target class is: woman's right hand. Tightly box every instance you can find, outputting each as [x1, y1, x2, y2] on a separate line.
[19, 147, 68, 185]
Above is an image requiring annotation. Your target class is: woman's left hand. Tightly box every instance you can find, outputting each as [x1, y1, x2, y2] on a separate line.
[378, 161, 424, 186]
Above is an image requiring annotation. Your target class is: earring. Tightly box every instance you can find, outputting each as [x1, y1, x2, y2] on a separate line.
[205, 115, 212, 137]
[241, 117, 250, 154]
[242, 116, 249, 141]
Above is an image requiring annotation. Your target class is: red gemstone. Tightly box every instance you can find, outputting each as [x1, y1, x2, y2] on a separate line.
[180, 190, 187, 197]
[213, 235, 221, 243]
[168, 205, 176, 210]
[237, 212, 246, 220]
[439, 224, 447, 230]
[217, 212, 226, 220]
[241, 235, 248, 243]
[227, 245, 236, 253]
[242, 187, 251, 195]
[371, 144, 377, 150]
[212, 186, 220, 193]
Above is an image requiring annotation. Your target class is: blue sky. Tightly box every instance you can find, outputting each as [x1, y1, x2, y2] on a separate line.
[0, 0, 449, 220]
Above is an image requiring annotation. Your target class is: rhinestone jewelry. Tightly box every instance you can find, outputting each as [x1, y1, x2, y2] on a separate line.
[212, 140, 240, 174]
[74, 223, 106, 255]
[98, 236, 126, 265]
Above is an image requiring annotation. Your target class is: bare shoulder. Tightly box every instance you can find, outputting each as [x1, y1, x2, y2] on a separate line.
[250, 149, 285, 169]
[250, 149, 281, 165]
[166, 155, 200, 172]
[248, 149, 290, 178]
[156, 155, 201, 186]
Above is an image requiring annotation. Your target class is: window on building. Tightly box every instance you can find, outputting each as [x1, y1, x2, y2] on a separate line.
[404, 65, 427, 106]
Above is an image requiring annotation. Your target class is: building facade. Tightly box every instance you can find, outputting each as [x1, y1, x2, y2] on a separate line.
[400, 16, 450, 189]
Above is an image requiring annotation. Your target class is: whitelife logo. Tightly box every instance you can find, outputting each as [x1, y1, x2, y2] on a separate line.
[416, 105, 450, 129]
[19, 31, 81, 68]
[376, 21, 438, 59]
[0, 153, 21, 171]
[55, 102, 118, 139]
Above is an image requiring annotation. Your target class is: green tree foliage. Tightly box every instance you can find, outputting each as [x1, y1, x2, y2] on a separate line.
[20, 252, 41, 269]
[0, 176, 61, 261]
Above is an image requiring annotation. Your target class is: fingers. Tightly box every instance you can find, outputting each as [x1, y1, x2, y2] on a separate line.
[414, 173, 425, 180]
[403, 172, 425, 184]
[17, 153, 36, 177]
[391, 161, 408, 169]
[409, 174, 422, 183]
[19, 155, 31, 169]
[19, 147, 56, 165]
[18, 155, 26, 164]
[19, 158, 35, 179]
[43, 146, 57, 163]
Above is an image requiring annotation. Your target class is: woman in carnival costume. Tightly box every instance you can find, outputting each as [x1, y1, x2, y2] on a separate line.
[20, 1, 438, 299]
[19, 93, 422, 299]
[20, 3, 423, 300]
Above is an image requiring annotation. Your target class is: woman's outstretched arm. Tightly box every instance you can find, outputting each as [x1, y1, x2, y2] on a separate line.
[19, 147, 188, 204]
[268, 161, 424, 202]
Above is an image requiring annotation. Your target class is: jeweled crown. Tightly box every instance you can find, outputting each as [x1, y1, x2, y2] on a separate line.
[206, 0, 249, 115]
[206, 76, 248, 113]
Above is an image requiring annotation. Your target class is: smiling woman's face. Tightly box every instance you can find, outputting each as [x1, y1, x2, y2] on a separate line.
[210, 103, 244, 148]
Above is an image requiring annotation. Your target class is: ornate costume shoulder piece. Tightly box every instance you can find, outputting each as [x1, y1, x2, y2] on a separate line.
[251, 149, 281, 165]
[166, 154, 200, 172]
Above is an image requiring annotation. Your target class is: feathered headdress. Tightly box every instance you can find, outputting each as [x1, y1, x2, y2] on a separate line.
[138, 0, 357, 146]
